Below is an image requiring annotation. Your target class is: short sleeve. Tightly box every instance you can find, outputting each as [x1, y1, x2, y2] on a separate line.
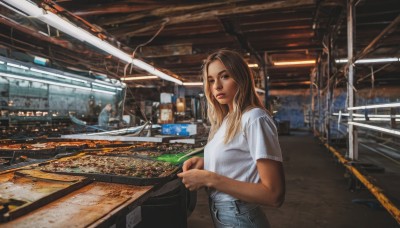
[245, 115, 283, 162]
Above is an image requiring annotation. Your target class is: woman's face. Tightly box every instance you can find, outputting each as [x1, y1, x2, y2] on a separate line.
[207, 60, 238, 112]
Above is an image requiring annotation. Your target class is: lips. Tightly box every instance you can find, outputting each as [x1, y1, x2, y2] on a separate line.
[215, 93, 225, 99]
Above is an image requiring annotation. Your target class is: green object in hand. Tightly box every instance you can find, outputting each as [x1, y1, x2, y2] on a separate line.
[156, 152, 203, 165]
[156, 153, 188, 165]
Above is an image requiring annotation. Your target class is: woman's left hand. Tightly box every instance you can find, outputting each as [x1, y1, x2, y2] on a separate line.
[177, 169, 213, 191]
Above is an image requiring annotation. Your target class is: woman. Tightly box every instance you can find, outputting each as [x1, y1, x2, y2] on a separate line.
[177, 49, 285, 228]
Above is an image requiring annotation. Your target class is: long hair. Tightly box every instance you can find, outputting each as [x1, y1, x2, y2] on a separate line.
[202, 49, 265, 143]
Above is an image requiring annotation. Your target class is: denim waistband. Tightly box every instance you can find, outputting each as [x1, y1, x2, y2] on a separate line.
[209, 198, 259, 214]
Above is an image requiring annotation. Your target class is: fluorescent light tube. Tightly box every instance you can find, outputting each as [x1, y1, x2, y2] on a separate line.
[353, 117, 400, 121]
[273, 60, 315, 66]
[3, 0, 183, 85]
[356, 58, 399, 63]
[7, 63, 29, 70]
[92, 82, 117, 90]
[336, 59, 348, 63]
[30, 68, 87, 83]
[131, 59, 156, 72]
[347, 102, 400, 110]
[0, 72, 91, 91]
[183, 82, 203, 86]
[348, 122, 400, 136]
[333, 113, 397, 118]
[94, 79, 116, 85]
[92, 89, 116, 95]
[121, 76, 159, 81]
[336, 57, 399, 64]
[153, 69, 183, 85]
[248, 64, 259, 68]
[255, 87, 265, 93]
[0, 61, 5, 64]
[0, 72, 115, 95]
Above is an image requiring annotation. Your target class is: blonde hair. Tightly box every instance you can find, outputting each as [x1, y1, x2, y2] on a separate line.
[202, 49, 265, 143]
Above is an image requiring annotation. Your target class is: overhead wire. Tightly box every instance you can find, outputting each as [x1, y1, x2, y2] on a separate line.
[119, 19, 170, 123]
[122, 18, 170, 79]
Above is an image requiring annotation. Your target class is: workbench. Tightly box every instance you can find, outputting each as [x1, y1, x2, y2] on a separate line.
[0, 169, 187, 228]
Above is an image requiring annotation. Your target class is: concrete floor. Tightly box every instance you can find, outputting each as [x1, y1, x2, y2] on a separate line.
[187, 131, 399, 228]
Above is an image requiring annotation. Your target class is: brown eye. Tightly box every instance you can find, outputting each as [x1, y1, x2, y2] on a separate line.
[221, 74, 229, 79]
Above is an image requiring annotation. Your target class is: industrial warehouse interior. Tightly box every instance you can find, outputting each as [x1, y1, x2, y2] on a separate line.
[0, 0, 399, 227]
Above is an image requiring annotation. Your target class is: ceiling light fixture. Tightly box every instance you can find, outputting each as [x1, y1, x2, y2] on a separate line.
[7, 63, 29, 70]
[248, 64, 259, 68]
[353, 117, 400, 121]
[255, 87, 265, 93]
[183, 82, 203, 86]
[273, 60, 316, 66]
[348, 122, 400, 136]
[333, 113, 397, 118]
[92, 82, 118, 90]
[3, 0, 183, 85]
[91, 89, 115, 95]
[30, 67, 87, 83]
[347, 102, 400, 111]
[0, 72, 116, 95]
[121, 76, 159, 81]
[336, 57, 399, 64]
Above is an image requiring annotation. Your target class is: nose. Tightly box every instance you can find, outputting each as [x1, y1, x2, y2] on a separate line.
[213, 79, 222, 91]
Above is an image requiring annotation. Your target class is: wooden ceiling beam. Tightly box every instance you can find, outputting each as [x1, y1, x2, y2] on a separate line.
[129, 33, 236, 47]
[112, 0, 315, 38]
[110, 21, 222, 37]
[235, 13, 313, 25]
[95, 1, 235, 26]
[241, 21, 312, 33]
[70, 4, 162, 16]
[246, 31, 315, 41]
[0, 18, 71, 49]
[269, 81, 311, 87]
[254, 40, 320, 51]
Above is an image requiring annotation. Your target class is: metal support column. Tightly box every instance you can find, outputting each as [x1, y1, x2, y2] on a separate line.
[347, 0, 358, 160]
[317, 58, 322, 135]
[263, 51, 270, 110]
[326, 35, 332, 144]
[310, 73, 314, 132]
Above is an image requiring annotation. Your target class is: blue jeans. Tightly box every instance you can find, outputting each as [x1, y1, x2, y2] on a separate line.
[209, 198, 270, 228]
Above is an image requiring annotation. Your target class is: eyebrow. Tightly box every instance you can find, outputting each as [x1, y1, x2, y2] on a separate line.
[207, 70, 227, 78]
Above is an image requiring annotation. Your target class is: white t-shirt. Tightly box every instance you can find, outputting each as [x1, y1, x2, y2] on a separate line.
[204, 108, 282, 201]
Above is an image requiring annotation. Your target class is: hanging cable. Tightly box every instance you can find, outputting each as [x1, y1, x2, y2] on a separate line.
[132, 18, 170, 58]
[122, 18, 170, 79]
[129, 18, 170, 75]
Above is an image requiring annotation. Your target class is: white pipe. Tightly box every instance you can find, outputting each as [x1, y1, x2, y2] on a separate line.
[347, 102, 400, 110]
[348, 122, 400, 136]
[336, 57, 399, 64]
[333, 113, 398, 118]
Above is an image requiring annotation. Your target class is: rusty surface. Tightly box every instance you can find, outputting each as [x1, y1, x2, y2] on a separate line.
[38, 153, 179, 186]
[0, 169, 89, 222]
[0, 140, 181, 226]
[2, 182, 153, 227]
